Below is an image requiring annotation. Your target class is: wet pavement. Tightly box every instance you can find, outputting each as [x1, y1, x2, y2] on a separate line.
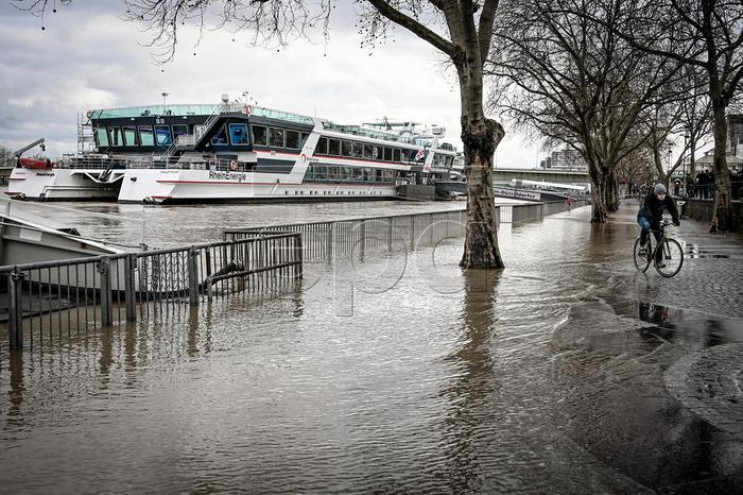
[0, 199, 742, 494]
[545, 200, 743, 494]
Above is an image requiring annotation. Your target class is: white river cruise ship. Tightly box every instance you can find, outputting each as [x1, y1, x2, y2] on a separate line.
[7, 100, 458, 205]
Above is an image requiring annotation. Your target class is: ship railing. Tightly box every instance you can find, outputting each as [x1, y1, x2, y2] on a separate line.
[1, 232, 302, 350]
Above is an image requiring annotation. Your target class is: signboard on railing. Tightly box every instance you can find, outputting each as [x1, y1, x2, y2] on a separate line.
[493, 187, 541, 201]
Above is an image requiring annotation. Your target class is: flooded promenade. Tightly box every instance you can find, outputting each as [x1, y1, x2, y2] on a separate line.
[1, 200, 742, 494]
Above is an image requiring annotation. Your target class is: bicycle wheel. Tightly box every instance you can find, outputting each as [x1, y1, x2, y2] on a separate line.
[654, 238, 683, 277]
[633, 236, 651, 273]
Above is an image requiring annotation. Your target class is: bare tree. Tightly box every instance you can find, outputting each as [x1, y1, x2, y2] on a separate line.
[583, 0, 743, 232]
[0, 145, 14, 167]
[616, 150, 654, 196]
[13, 0, 507, 269]
[489, 0, 682, 222]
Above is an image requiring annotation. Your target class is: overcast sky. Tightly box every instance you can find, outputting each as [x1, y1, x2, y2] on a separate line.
[0, 1, 544, 167]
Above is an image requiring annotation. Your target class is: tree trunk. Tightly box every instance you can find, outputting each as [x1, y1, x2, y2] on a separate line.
[587, 158, 608, 222]
[605, 171, 619, 211]
[460, 118, 505, 269]
[710, 101, 734, 232]
[590, 182, 608, 222]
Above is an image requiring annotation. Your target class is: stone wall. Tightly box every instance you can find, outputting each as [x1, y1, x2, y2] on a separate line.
[681, 198, 743, 230]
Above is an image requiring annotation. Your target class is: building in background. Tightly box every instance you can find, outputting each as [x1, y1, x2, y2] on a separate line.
[728, 114, 743, 158]
[541, 149, 588, 171]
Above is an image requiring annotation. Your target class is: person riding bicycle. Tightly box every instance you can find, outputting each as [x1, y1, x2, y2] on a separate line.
[637, 184, 680, 264]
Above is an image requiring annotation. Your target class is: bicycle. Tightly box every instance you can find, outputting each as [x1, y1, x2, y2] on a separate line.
[633, 220, 684, 277]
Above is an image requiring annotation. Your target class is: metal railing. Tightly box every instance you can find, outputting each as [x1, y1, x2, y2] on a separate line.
[2, 232, 302, 349]
[225, 210, 466, 263]
[1, 200, 584, 350]
[223, 201, 585, 263]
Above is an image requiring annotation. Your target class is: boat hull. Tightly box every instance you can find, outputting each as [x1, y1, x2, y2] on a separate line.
[8, 167, 399, 204]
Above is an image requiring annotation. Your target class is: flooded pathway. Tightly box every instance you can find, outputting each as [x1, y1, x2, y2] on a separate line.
[1, 201, 742, 494]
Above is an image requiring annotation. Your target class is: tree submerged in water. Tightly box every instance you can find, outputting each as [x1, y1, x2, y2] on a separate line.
[15, 0, 506, 269]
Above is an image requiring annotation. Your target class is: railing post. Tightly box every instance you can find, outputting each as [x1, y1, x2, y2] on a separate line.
[295, 233, 303, 280]
[359, 221, 366, 260]
[98, 257, 113, 327]
[124, 254, 137, 321]
[206, 276, 214, 303]
[388, 217, 394, 251]
[8, 269, 24, 349]
[326, 223, 334, 262]
[410, 215, 415, 250]
[430, 213, 434, 245]
[188, 246, 200, 307]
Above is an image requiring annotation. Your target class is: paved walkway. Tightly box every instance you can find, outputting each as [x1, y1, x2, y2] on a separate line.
[545, 200, 743, 494]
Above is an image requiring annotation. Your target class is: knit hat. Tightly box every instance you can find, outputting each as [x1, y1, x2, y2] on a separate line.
[654, 184, 667, 195]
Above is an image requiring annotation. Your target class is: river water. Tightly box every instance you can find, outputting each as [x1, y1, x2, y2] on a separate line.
[1, 200, 742, 494]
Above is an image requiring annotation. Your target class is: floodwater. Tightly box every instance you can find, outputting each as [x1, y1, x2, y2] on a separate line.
[1, 200, 742, 494]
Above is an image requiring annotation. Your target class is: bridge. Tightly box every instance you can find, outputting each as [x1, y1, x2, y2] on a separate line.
[493, 168, 590, 185]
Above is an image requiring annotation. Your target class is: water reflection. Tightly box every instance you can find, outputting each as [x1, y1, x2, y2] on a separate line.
[639, 302, 669, 324]
[442, 270, 500, 493]
[7, 350, 25, 422]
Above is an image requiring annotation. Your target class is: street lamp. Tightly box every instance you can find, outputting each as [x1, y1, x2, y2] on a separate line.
[162, 92, 169, 106]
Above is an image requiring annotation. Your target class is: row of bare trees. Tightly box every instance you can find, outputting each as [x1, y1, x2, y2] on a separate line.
[12, 0, 743, 269]
[487, 0, 743, 232]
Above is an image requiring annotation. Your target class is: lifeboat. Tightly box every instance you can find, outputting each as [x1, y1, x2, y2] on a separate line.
[19, 157, 54, 170]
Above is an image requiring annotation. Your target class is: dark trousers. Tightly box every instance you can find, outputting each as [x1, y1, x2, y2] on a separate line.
[638, 217, 662, 261]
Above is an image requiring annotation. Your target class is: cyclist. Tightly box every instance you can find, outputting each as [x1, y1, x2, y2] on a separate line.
[638, 184, 680, 265]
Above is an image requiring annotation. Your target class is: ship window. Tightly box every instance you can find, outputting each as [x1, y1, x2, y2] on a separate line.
[327, 166, 341, 180]
[383, 147, 392, 161]
[252, 125, 267, 146]
[382, 170, 394, 183]
[95, 127, 109, 147]
[229, 123, 249, 145]
[363, 144, 374, 159]
[300, 133, 309, 148]
[341, 140, 353, 157]
[108, 127, 122, 146]
[138, 125, 154, 146]
[352, 142, 363, 158]
[123, 125, 138, 147]
[211, 125, 228, 146]
[315, 137, 328, 155]
[155, 125, 172, 146]
[393, 148, 401, 162]
[285, 130, 300, 149]
[352, 168, 363, 181]
[329, 139, 340, 156]
[376, 169, 383, 182]
[314, 165, 326, 181]
[172, 124, 189, 139]
[375, 146, 383, 160]
[269, 128, 284, 148]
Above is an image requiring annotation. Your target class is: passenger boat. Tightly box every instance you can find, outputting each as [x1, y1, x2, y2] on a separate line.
[6, 100, 458, 204]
